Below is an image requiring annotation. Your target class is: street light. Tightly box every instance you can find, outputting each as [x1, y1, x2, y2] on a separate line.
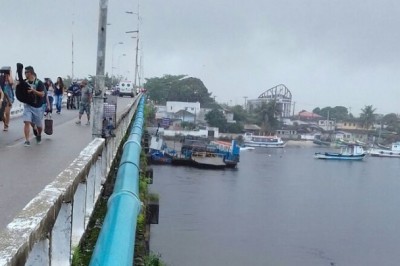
[125, 11, 140, 89]
[111, 41, 123, 85]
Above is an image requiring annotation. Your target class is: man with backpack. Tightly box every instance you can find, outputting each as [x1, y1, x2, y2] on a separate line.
[21, 66, 45, 146]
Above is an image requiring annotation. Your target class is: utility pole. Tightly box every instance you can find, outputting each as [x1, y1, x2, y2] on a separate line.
[134, 35, 139, 88]
[71, 0, 75, 80]
[92, 0, 108, 139]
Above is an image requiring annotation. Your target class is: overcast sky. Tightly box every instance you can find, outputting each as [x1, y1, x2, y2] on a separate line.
[2, 0, 400, 115]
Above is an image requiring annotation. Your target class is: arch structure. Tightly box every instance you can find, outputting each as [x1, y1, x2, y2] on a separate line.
[247, 84, 292, 118]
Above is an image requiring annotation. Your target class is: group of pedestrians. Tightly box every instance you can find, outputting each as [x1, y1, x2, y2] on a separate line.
[0, 65, 92, 147]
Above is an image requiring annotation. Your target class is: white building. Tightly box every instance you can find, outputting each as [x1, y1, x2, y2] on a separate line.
[166, 101, 200, 116]
[318, 120, 336, 131]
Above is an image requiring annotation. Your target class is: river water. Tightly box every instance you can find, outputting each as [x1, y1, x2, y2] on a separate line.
[149, 143, 400, 266]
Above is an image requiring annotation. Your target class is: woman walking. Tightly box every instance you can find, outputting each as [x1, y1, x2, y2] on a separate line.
[0, 71, 14, 131]
[44, 79, 55, 115]
[54, 77, 64, 114]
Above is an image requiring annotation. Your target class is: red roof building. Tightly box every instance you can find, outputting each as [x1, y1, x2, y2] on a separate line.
[297, 110, 323, 120]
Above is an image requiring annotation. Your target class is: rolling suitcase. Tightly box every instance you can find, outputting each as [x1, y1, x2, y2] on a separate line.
[44, 113, 53, 135]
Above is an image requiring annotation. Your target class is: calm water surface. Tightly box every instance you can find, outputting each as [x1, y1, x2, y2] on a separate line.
[149, 144, 400, 266]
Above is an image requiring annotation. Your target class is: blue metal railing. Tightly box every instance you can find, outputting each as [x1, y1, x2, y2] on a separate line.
[90, 96, 146, 266]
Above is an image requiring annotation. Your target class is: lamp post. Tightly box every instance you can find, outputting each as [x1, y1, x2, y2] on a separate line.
[125, 29, 139, 88]
[126, 10, 140, 89]
[111, 41, 123, 86]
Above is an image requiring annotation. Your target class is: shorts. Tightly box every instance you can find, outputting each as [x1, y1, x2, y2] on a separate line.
[23, 104, 44, 128]
[79, 102, 91, 115]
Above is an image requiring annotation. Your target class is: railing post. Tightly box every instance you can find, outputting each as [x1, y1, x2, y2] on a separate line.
[26, 239, 50, 266]
[71, 182, 87, 247]
[51, 203, 73, 264]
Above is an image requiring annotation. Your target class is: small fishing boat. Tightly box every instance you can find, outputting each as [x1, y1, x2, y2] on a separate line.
[369, 142, 400, 158]
[314, 144, 366, 161]
[148, 133, 177, 164]
[243, 133, 286, 148]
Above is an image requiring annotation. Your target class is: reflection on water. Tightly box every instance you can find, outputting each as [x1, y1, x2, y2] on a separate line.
[150, 145, 400, 266]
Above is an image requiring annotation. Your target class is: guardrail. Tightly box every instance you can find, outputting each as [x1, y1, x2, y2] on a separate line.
[0, 95, 143, 265]
[90, 96, 146, 266]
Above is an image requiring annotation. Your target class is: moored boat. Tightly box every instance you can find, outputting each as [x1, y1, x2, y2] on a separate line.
[240, 146, 255, 151]
[243, 133, 286, 148]
[314, 144, 366, 161]
[369, 142, 400, 158]
[148, 135, 177, 164]
[170, 136, 240, 169]
[190, 151, 227, 169]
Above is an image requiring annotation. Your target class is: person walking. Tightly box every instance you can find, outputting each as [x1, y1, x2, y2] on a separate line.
[22, 66, 45, 146]
[0, 70, 14, 131]
[0, 88, 5, 122]
[75, 79, 92, 125]
[54, 77, 64, 114]
[44, 78, 54, 115]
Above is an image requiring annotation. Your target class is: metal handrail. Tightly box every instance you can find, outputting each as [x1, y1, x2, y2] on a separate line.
[90, 96, 146, 266]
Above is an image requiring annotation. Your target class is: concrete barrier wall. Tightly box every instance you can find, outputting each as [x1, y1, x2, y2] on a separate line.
[0, 95, 142, 266]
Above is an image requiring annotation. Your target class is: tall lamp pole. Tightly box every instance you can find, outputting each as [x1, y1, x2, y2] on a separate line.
[126, 10, 140, 89]
[93, 0, 108, 138]
[111, 42, 123, 86]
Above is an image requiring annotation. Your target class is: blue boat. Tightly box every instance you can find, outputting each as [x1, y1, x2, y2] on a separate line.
[175, 136, 240, 169]
[314, 144, 366, 161]
[148, 135, 177, 164]
[148, 134, 240, 168]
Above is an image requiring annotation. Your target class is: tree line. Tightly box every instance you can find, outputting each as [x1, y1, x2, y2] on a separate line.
[143, 75, 400, 135]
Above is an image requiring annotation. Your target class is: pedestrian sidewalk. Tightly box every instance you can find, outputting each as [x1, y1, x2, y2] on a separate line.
[0, 97, 135, 229]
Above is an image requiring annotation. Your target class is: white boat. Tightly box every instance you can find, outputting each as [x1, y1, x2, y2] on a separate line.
[369, 142, 400, 158]
[314, 144, 366, 161]
[243, 133, 286, 148]
[240, 146, 255, 151]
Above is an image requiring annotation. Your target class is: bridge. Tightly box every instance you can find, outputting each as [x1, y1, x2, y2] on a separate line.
[0, 94, 151, 265]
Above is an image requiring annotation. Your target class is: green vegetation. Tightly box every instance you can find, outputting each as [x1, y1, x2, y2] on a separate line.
[313, 106, 352, 120]
[360, 105, 376, 129]
[144, 75, 216, 107]
[144, 253, 165, 266]
[144, 74, 400, 137]
[205, 109, 227, 131]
